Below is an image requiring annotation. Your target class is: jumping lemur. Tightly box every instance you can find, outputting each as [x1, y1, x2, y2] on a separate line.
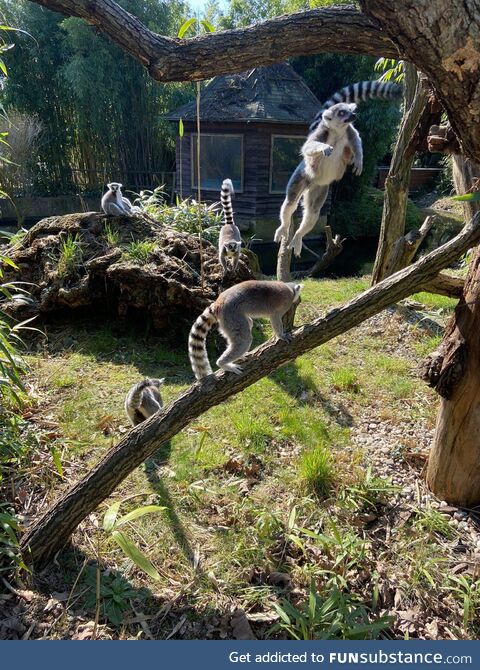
[274, 80, 402, 257]
[218, 178, 242, 274]
[101, 182, 141, 217]
[188, 280, 303, 379]
[124, 378, 165, 426]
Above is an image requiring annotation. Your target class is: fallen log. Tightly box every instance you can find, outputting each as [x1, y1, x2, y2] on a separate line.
[20, 213, 480, 567]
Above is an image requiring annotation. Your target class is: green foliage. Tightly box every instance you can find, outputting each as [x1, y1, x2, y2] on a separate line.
[56, 233, 83, 278]
[0, 0, 191, 195]
[136, 188, 222, 244]
[83, 568, 139, 625]
[0, 504, 27, 573]
[269, 580, 391, 640]
[330, 187, 424, 238]
[124, 238, 156, 264]
[339, 468, 398, 511]
[453, 192, 480, 202]
[102, 500, 166, 581]
[374, 58, 405, 83]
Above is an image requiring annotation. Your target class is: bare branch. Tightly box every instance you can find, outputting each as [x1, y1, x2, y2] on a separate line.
[27, 2, 398, 81]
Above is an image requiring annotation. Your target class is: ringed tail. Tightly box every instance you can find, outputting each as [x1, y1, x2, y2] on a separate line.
[188, 304, 218, 380]
[220, 178, 235, 226]
[310, 80, 402, 131]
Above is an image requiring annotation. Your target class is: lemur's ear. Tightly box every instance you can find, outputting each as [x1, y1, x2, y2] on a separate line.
[323, 110, 333, 121]
[348, 103, 357, 112]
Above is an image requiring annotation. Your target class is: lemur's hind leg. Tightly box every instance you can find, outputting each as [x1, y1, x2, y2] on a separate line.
[274, 163, 308, 243]
[105, 202, 129, 216]
[288, 184, 329, 257]
[216, 313, 253, 375]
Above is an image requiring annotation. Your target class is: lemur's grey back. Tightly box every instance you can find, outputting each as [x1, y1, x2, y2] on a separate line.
[309, 80, 402, 131]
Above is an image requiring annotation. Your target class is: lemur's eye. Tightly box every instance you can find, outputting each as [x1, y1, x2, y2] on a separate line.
[338, 110, 345, 116]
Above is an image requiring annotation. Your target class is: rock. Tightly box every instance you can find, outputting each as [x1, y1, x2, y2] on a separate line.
[1, 213, 256, 332]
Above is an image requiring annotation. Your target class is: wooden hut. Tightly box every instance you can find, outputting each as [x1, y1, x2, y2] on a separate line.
[167, 63, 326, 238]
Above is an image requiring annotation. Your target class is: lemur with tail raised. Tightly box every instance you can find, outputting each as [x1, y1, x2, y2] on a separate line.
[125, 378, 165, 426]
[188, 280, 303, 379]
[274, 80, 402, 257]
[218, 178, 242, 274]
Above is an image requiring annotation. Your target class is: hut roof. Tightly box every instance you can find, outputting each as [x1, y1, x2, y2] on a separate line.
[167, 63, 321, 125]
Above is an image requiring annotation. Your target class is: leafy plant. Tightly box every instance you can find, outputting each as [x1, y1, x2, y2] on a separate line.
[103, 499, 166, 580]
[0, 503, 27, 574]
[83, 568, 139, 625]
[134, 190, 222, 244]
[338, 467, 398, 511]
[374, 58, 405, 83]
[124, 238, 156, 264]
[269, 579, 392, 640]
[56, 233, 83, 278]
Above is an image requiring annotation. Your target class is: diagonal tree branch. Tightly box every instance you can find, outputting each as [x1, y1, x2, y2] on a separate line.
[21, 213, 480, 567]
[27, 2, 398, 81]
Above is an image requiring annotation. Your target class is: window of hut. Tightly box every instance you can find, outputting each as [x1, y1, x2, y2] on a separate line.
[270, 135, 305, 193]
[191, 134, 243, 192]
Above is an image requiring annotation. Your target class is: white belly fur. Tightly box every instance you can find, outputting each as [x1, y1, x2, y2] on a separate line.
[306, 135, 350, 186]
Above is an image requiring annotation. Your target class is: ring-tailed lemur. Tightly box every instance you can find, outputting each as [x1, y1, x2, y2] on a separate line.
[101, 182, 142, 217]
[274, 80, 402, 257]
[188, 280, 303, 379]
[125, 378, 165, 426]
[218, 178, 242, 274]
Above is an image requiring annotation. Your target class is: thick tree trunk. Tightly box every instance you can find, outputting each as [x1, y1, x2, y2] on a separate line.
[372, 66, 427, 283]
[422, 248, 480, 505]
[21, 212, 480, 567]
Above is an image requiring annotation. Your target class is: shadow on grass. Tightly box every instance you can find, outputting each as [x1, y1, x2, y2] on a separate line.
[269, 360, 354, 427]
[144, 441, 197, 568]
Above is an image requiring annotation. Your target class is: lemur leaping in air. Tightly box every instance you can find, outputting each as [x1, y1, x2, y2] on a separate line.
[274, 80, 402, 257]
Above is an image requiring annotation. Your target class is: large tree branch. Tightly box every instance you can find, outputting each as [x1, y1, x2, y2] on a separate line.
[27, 2, 398, 81]
[21, 212, 480, 567]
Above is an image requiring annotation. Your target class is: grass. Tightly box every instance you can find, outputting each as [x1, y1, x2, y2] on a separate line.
[56, 233, 83, 278]
[12, 275, 475, 639]
[124, 238, 156, 263]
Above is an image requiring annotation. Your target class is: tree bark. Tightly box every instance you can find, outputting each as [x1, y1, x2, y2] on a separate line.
[421, 273, 464, 299]
[385, 216, 435, 278]
[371, 66, 427, 283]
[422, 248, 480, 505]
[21, 212, 480, 567]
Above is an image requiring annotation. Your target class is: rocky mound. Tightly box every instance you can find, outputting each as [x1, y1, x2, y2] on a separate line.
[1, 213, 257, 330]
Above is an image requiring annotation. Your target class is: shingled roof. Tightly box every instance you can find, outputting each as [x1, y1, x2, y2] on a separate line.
[167, 63, 321, 125]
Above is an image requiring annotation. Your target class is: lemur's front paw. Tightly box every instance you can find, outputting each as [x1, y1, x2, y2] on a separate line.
[274, 225, 287, 243]
[277, 332, 293, 343]
[352, 160, 363, 176]
[322, 145, 334, 157]
[288, 233, 303, 258]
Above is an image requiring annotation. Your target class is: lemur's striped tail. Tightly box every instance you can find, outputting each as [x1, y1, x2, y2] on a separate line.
[188, 304, 218, 380]
[310, 80, 402, 131]
[220, 178, 235, 226]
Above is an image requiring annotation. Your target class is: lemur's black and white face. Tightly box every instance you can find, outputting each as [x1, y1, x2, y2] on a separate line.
[107, 182, 123, 192]
[289, 283, 304, 303]
[323, 103, 357, 127]
[225, 241, 241, 254]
